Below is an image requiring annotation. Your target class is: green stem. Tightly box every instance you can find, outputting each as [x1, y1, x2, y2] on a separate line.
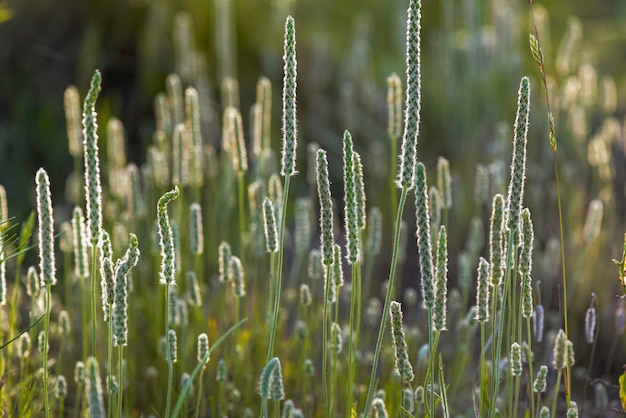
[195, 368, 205, 418]
[266, 175, 291, 362]
[363, 187, 408, 418]
[490, 229, 515, 418]
[479, 323, 486, 418]
[322, 263, 332, 418]
[550, 370, 562, 418]
[165, 283, 173, 418]
[43, 283, 51, 418]
[526, 318, 535, 418]
[91, 246, 98, 357]
[117, 346, 124, 418]
[107, 308, 113, 418]
[346, 265, 358, 417]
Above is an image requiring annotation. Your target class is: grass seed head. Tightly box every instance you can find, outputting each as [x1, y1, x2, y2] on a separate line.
[36, 168, 56, 286]
[415, 163, 434, 309]
[315, 149, 334, 265]
[281, 16, 298, 177]
[86, 356, 105, 418]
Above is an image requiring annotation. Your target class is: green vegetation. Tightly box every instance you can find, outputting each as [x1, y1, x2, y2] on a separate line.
[1, 0, 626, 417]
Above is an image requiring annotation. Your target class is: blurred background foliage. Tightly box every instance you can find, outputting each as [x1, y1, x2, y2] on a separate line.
[2, 0, 626, 386]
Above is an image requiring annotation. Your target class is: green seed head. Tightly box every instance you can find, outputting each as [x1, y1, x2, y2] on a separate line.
[567, 402, 578, 418]
[189, 202, 204, 255]
[539, 406, 550, 418]
[585, 306, 596, 344]
[17, 332, 31, 359]
[113, 234, 140, 347]
[26, 266, 40, 297]
[331, 322, 342, 354]
[396, 0, 422, 191]
[390, 301, 414, 385]
[552, 329, 567, 370]
[185, 87, 204, 186]
[295, 198, 311, 254]
[229, 255, 246, 298]
[82, 70, 103, 246]
[510, 342, 522, 376]
[415, 163, 434, 309]
[58, 310, 71, 336]
[428, 186, 441, 230]
[343, 130, 360, 264]
[433, 225, 448, 331]
[256, 76, 272, 152]
[308, 249, 322, 280]
[583, 199, 603, 244]
[387, 73, 403, 140]
[227, 107, 248, 173]
[72, 206, 89, 280]
[55, 375, 67, 399]
[167, 329, 178, 363]
[365, 207, 382, 256]
[354, 152, 366, 231]
[263, 198, 279, 253]
[186, 271, 202, 307]
[489, 194, 505, 287]
[436, 157, 452, 209]
[316, 149, 334, 265]
[474, 163, 490, 205]
[506, 76, 531, 247]
[75, 360, 85, 385]
[519, 208, 534, 318]
[533, 365, 548, 393]
[197, 332, 210, 365]
[371, 397, 389, 418]
[475, 257, 490, 323]
[216, 358, 227, 383]
[260, 357, 280, 400]
[64, 86, 82, 157]
[280, 16, 298, 177]
[86, 356, 105, 418]
[218, 242, 232, 283]
[36, 168, 56, 286]
[157, 187, 179, 286]
[166, 73, 184, 126]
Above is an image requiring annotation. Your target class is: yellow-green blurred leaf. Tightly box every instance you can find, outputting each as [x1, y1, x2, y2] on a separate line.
[0, 2, 12, 24]
[619, 369, 626, 410]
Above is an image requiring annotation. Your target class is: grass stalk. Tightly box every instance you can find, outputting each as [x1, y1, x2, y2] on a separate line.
[346, 265, 358, 417]
[165, 283, 173, 418]
[43, 283, 51, 418]
[266, 175, 291, 362]
[117, 346, 124, 418]
[529, 1, 571, 406]
[91, 246, 98, 357]
[322, 264, 332, 418]
[363, 187, 408, 418]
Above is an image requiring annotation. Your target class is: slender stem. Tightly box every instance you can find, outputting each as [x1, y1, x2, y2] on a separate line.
[91, 246, 98, 357]
[43, 283, 51, 418]
[479, 323, 485, 418]
[195, 369, 205, 418]
[266, 175, 291, 362]
[490, 229, 514, 418]
[322, 263, 332, 418]
[526, 318, 535, 418]
[550, 370, 562, 418]
[363, 188, 408, 418]
[107, 310, 113, 418]
[346, 265, 358, 417]
[117, 346, 124, 418]
[58, 397, 65, 418]
[165, 283, 173, 418]
[529, 0, 570, 407]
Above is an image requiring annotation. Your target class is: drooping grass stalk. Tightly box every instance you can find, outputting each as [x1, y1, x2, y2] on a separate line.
[259, 357, 279, 418]
[36, 168, 56, 418]
[528, 5, 571, 406]
[266, 14, 298, 363]
[364, 0, 421, 415]
[112, 234, 139, 418]
[156, 187, 180, 418]
[82, 70, 103, 358]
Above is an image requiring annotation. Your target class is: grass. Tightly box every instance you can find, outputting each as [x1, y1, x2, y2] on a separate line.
[0, 0, 626, 417]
